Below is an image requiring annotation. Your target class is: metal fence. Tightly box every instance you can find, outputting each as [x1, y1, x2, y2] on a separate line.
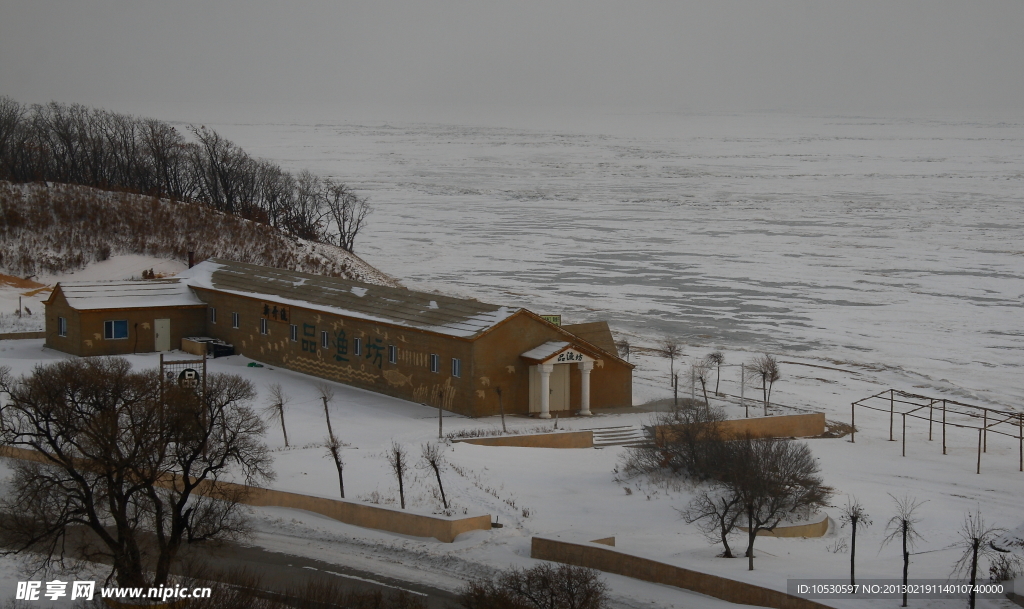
[851, 389, 1022, 473]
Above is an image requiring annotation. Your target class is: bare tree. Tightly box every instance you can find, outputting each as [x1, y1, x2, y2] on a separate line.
[323, 179, 372, 253]
[387, 441, 410, 510]
[682, 484, 744, 558]
[316, 382, 336, 442]
[748, 354, 781, 415]
[882, 495, 926, 607]
[692, 359, 713, 406]
[0, 359, 273, 588]
[839, 496, 872, 585]
[615, 338, 631, 361]
[628, 401, 727, 480]
[265, 383, 290, 447]
[730, 437, 832, 570]
[660, 339, 681, 388]
[951, 510, 1011, 609]
[420, 442, 449, 510]
[324, 435, 346, 499]
[705, 351, 725, 395]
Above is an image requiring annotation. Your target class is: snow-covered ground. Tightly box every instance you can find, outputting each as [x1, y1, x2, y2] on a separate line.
[1, 337, 1020, 608]
[2, 111, 1022, 607]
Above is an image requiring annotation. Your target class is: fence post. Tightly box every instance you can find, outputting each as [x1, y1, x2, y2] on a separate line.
[741, 364, 747, 418]
[928, 400, 933, 441]
[889, 389, 895, 441]
[942, 400, 947, 455]
[851, 402, 855, 444]
[902, 413, 906, 457]
[1020, 414, 1023, 473]
[983, 409, 988, 453]
[977, 429, 982, 474]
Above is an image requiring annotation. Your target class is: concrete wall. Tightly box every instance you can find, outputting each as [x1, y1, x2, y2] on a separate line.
[738, 513, 829, 538]
[210, 480, 490, 543]
[655, 412, 826, 444]
[718, 413, 825, 439]
[0, 445, 490, 543]
[0, 331, 45, 340]
[453, 430, 594, 449]
[531, 535, 834, 609]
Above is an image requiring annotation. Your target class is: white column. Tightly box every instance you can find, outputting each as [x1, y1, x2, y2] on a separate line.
[578, 360, 593, 416]
[538, 363, 553, 419]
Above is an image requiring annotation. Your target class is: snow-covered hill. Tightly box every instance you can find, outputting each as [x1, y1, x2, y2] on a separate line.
[0, 181, 398, 287]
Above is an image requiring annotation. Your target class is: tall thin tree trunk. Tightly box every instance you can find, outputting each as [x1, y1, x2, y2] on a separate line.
[397, 469, 405, 509]
[496, 387, 507, 433]
[322, 396, 334, 441]
[279, 407, 288, 447]
[901, 528, 909, 607]
[747, 505, 756, 571]
[432, 463, 448, 509]
[969, 539, 979, 609]
[333, 456, 345, 499]
[850, 521, 857, 585]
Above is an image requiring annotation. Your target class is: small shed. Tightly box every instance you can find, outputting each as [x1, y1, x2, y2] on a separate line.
[44, 279, 207, 356]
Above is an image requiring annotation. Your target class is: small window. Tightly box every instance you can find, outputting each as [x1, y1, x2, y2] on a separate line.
[429, 353, 439, 373]
[321, 330, 329, 349]
[57, 316, 67, 337]
[451, 358, 461, 378]
[260, 318, 268, 335]
[353, 337, 362, 356]
[103, 320, 129, 340]
[388, 344, 397, 364]
[209, 307, 217, 324]
[231, 312, 240, 329]
[290, 324, 298, 341]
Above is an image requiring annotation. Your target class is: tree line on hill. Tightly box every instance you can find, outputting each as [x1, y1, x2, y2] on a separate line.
[0, 97, 369, 252]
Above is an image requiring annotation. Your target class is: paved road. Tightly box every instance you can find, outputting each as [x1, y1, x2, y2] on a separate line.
[180, 540, 460, 609]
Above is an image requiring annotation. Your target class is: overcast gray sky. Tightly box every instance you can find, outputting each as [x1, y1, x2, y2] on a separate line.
[2, 1, 1023, 122]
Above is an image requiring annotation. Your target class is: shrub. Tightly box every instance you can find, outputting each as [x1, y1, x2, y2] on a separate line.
[459, 564, 608, 609]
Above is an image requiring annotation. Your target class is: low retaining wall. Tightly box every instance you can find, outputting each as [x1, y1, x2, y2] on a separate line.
[531, 534, 833, 609]
[738, 513, 829, 538]
[0, 445, 490, 543]
[0, 331, 45, 340]
[218, 481, 490, 543]
[453, 430, 593, 449]
[656, 412, 826, 444]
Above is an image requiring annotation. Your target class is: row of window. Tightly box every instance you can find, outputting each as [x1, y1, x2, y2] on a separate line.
[210, 307, 462, 377]
[58, 317, 128, 340]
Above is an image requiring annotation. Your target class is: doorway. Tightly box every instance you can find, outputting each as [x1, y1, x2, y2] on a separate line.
[154, 318, 170, 352]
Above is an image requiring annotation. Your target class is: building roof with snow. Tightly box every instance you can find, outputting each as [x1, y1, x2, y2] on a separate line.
[179, 259, 519, 339]
[49, 278, 207, 311]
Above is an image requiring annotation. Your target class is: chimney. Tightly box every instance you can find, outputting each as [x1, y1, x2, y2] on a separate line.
[188, 251, 194, 268]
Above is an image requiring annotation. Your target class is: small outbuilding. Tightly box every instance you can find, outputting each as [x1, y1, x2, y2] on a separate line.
[44, 279, 207, 356]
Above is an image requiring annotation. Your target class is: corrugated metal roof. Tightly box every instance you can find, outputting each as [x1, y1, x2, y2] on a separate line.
[57, 279, 206, 310]
[180, 259, 518, 339]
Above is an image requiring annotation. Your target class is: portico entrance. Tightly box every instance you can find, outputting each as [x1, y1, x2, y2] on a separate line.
[521, 341, 598, 418]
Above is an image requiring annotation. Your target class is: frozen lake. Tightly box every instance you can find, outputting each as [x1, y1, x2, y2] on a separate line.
[204, 113, 1024, 408]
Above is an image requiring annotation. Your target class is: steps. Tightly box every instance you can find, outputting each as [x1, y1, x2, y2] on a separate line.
[590, 425, 651, 449]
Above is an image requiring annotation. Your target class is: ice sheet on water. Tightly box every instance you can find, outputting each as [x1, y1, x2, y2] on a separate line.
[206, 113, 1024, 407]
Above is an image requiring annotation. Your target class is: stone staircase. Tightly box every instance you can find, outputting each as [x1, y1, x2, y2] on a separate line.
[590, 425, 650, 449]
